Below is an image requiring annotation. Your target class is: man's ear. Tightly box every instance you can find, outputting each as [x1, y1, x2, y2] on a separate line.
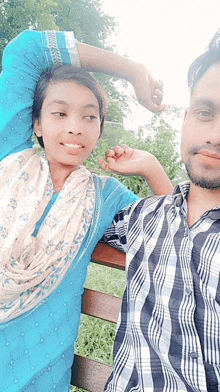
[183, 108, 189, 122]
[33, 119, 42, 137]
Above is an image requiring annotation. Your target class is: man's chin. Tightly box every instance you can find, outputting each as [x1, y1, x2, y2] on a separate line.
[185, 163, 220, 190]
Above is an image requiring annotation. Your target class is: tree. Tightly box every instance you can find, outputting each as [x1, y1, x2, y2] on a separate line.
[85, 106, 183, 197]
[0, 0, 128, 122]
[54, 0, 115, 49]
[0, 0, 58, 65]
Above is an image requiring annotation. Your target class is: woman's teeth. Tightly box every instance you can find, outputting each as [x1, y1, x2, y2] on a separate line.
[63, 143, 81, 148]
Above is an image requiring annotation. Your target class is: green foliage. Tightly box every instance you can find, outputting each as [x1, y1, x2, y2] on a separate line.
[0, 0, 128, 126]
[3, 3, 182, 198]
[0, 0, 115, 55]
[33, 106, 183, 198]
[0, 0, 58, 64]
[85, 106, 183, 197]
[54, 0, 115, 49]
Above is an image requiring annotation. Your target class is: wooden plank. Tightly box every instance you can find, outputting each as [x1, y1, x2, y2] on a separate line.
[71, 244, 125, 390]
[71, 354, 112, 392]
[91, 243, 125, 270]
[81, 288, 121, 323]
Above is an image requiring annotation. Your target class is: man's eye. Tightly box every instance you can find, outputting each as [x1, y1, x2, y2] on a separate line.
[197, 110, 212, 117]
[197, 110, 213, 121]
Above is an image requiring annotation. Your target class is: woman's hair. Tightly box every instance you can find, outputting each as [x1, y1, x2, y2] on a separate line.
[32, 65, 107, 148]
[188, 29, 220, 92]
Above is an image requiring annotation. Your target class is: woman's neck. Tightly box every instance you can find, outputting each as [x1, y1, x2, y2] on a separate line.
[49, 162, 77, 193]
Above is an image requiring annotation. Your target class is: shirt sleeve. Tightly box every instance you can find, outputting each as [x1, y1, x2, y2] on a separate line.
[101, 203, 133, 253]
[0, 30, 80, 160]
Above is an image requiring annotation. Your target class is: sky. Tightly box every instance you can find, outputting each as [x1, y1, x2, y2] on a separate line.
[100, 0, 220, 133]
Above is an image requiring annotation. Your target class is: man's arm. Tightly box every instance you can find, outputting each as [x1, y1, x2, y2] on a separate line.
[98, 144, 173, 195]
[101, 203, 132, 253]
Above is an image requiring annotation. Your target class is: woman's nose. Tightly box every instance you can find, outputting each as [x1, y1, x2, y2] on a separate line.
[67, 117, 83, 135]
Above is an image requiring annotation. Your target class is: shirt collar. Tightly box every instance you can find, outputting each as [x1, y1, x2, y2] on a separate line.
[172, 181, 190, 207]
[172, 181, 220, 220]
[173, 181, 190, 199]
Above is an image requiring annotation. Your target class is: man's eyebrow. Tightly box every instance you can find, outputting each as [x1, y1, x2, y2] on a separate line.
[193, 99, 216, 110]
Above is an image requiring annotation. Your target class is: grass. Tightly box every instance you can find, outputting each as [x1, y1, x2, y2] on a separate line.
[70, 262, 125, 392]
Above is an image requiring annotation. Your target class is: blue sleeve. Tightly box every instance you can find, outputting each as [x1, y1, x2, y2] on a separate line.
[103, 176, 139, 212]
[0, 30, 80, 160]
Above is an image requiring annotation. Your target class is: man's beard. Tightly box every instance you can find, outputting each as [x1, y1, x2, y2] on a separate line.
[185, 162, 220, 190]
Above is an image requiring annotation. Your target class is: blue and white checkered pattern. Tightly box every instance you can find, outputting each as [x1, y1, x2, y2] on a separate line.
[103, 182, 220, 391]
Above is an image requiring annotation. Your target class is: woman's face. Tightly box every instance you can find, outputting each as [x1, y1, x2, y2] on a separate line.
[34, 80, 101, 171]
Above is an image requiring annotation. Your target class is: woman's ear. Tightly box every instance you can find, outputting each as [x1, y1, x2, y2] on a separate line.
[33, 119, 42, 137]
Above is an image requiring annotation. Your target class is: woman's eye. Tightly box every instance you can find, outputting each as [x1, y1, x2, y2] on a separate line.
[52, 112, 66, 117]
[85, 115, 97, 120]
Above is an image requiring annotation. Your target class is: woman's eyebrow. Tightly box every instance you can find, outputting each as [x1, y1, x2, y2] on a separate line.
[84, 104, 99, 111]
[48, 100, 69, 106]
[47, 101, 99, 111]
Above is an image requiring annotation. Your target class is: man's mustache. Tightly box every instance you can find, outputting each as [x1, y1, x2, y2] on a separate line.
[188, 144, 220, 155]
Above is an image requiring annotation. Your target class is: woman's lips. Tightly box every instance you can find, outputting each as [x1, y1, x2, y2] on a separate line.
[61, 142, 84, 155]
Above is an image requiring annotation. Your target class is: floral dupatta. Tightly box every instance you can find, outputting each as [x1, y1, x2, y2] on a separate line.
[0, 149, 95, 322]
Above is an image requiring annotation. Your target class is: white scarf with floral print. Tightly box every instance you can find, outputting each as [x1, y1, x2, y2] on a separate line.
[0, 149, 95, 322]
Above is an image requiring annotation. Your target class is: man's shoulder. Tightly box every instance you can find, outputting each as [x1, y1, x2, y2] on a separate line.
[124, 193, 172, 223]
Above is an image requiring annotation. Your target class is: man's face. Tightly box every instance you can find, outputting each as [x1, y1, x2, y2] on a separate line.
[181, 63, 220, 189]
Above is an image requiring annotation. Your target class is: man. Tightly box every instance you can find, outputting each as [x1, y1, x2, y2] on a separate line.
[102, 29, 220, 391]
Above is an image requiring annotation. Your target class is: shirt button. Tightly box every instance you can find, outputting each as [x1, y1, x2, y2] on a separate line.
[189, 351, 199, 359]
[185, 287, 192, 296]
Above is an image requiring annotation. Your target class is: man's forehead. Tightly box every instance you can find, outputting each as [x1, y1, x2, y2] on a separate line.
[191, 63, 220, 104]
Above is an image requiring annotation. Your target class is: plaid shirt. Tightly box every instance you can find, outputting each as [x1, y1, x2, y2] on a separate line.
[103, 182, 220, 392]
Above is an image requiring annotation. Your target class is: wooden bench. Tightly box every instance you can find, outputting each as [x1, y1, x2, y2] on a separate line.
[71, 242, 126, 392]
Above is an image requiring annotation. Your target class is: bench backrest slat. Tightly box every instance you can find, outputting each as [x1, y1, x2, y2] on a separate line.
[71, 243, 125, 392]
[71, 354, 112, 392]
[91, 243, 125, 270]
[82, 288, 122, 323]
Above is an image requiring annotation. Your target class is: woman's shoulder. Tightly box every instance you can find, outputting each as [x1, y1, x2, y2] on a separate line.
[93, 174, 139, 207]
[94, 174, 124, 191]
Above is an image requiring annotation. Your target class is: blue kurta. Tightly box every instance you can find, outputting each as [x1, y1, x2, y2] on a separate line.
[0, 31, 138, 391]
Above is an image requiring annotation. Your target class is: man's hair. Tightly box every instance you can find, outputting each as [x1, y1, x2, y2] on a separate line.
[32, 65, 107, 148]
[188, 29, 220, 92]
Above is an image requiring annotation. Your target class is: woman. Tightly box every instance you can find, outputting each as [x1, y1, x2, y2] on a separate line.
[0, 30, 173, 391]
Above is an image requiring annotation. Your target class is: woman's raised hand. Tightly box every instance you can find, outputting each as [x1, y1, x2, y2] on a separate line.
[130, 63, 165, 113]
[78, 43, 165, 114]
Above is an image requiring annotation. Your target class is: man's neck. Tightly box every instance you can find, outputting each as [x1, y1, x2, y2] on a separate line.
[187, 182, 220, 227]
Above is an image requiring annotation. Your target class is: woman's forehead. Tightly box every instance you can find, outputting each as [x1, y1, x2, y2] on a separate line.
[43, 80, 100, 109]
